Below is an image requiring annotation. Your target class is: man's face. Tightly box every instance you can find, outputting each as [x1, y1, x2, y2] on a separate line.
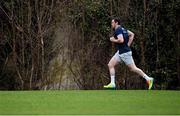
[111, 19, 117, 29]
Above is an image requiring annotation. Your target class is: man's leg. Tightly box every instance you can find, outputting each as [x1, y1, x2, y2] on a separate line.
[127, 63, 150, 80]
[120, 51, 153, 89]
[104, 52, 120, 88]
[127, 63, 154, 89]
[108, 56, 119, 84]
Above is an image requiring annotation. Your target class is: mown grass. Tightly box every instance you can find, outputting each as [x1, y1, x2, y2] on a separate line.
[0, 90, 180, 115]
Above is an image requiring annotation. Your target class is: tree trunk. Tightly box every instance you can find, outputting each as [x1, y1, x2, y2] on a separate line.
[140, 0, 146, 70]
[177, 19, 180, 87]
[155, 0, 160, 72]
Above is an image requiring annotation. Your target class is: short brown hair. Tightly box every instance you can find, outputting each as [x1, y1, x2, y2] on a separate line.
[112, 18, 120, 25]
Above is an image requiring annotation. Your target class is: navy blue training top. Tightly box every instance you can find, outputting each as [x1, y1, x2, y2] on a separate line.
[114, 26, 131, 54]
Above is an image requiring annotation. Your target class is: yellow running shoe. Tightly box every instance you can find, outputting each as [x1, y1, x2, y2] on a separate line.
[104, 83, 116, 89]
[146, 78, 154, 90]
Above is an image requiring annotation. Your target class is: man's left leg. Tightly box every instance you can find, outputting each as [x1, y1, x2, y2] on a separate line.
[127, 63, 154, 90]
[120, 51, 154, 90]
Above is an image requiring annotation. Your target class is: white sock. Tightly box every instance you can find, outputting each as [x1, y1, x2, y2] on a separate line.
[143, 74, 151, 81]
[110, 75, 115, 85]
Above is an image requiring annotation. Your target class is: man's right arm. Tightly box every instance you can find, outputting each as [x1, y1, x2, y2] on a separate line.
[127, 30, 134, 47]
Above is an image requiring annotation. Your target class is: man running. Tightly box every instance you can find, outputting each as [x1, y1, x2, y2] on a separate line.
[104, 18, 154, 89]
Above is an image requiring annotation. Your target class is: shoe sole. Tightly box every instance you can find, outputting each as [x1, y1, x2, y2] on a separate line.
[104, 87, 116, 90]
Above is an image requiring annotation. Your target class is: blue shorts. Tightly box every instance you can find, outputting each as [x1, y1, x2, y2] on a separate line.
[113, 51, 134, 65]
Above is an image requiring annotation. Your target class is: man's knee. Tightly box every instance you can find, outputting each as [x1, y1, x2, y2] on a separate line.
[108, 62, 114, 68]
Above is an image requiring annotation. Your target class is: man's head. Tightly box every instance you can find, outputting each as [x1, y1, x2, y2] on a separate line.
[111, 18, 120, 29]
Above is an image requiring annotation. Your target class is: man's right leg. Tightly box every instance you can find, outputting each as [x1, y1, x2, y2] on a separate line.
[104, 52, 120, 88]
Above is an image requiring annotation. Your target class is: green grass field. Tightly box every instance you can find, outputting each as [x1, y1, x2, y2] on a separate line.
[0, 90, 180, 115]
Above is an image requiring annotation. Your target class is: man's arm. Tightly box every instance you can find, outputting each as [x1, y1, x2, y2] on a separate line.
[127, 30, 134, 46]
[110, 34, 124, 43]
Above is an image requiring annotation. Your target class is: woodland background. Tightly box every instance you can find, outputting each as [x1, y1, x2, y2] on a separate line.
[0, 0, 179, 90]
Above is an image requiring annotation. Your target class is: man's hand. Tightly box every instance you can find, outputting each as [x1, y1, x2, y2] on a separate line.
[110, 37, 115, 42]
[110, 36, 124, 43]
